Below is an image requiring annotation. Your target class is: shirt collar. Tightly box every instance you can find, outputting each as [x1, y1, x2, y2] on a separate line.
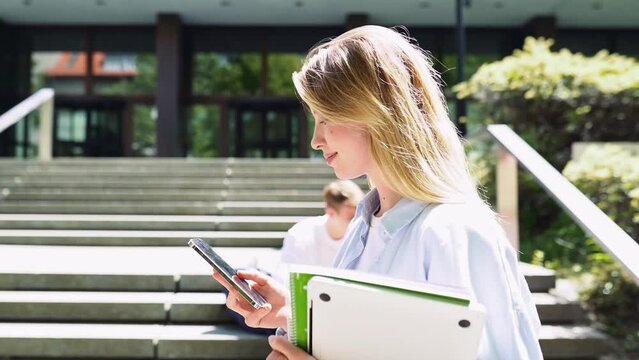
[356, 188, 430, 237]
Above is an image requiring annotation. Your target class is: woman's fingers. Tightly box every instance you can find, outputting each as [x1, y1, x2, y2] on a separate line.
[212, 269, 278, 329]
[212, 271, 252, 299]
[244, 303, 272, 328]
[236, 269, 270, 286]
[212, 271, 233, 290]
[268, 335, 314, 359]
[224, 289, 254, 316]
[225, 292, 273, 328]
[266, 350, 287, 360]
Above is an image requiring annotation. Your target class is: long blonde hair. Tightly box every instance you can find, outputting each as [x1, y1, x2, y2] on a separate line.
[293, 25, 481, 204]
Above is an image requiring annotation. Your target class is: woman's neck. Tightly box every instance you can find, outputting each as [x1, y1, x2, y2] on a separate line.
[325, 216, 347, 240]
[368, 167, 401, 217]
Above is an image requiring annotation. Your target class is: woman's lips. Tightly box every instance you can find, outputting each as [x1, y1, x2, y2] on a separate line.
[325, 152, 337, 165]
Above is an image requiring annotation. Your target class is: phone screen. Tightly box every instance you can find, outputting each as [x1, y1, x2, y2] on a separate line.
[188, 238, 268, 309]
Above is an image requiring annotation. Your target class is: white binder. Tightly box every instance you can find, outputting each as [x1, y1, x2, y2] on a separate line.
[306, 276, 486, 360]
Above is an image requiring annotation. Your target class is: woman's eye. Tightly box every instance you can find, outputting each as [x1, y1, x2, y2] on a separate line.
[319, 121, 327, 125]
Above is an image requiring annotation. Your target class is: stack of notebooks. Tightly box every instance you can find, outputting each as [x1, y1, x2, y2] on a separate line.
[288, 265, 486, 360]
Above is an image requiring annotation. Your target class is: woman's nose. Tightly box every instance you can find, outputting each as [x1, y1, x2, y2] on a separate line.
[310, 123, 325, 150]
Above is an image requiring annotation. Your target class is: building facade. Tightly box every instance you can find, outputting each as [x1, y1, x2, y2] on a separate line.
[1, 0, 637, 158]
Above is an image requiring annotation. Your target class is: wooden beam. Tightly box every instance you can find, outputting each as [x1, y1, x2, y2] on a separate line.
[85, 29, 95, 95]
[260, 36, 269, 96]
[155, 13, 184, 157]
[523, 16, 557, 41]
[122, 102, 134, 156]
[345, 13, 369, 30]
[218, 103, 229, 157]
[298, 108, 308, 158]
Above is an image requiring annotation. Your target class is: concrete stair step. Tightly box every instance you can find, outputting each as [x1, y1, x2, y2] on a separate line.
[0, 322, 610, 359]
[0, 291, 582, 325]
[0, 158, 327, 166]
[0, 245, 281, 292]
[0, 201, 325, 216]
[0, 214, 305, 231]
[0, 189, 323, 201]
[0, 323, 270, 359]
[0, 168, 338, 178]
[518, 262, 556, 292]
[540, 325, 612, 359]
[0, 291, 233, 324]
[0, 178, 365, 190]
[0, 173, 341, 182]
[0, 245, 556, 293]
[0, 229, 286, 247]
[531, 293, 586, 324]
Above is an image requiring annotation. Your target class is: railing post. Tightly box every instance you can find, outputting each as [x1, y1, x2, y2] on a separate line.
[496, 146, 519, 253]
[38, 96, 54, 161]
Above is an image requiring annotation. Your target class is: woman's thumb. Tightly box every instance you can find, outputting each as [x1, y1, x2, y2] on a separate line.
[268, 335, 306, 357]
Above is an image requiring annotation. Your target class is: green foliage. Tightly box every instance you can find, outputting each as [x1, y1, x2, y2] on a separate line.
[100, 55, 157, 156]
[130, 105, 156, 156]
[189, 104, 219, 158]
[268, 54, 304, 96]
[460, 38, 639, 261]
[192, 53, 302, 96]
[100, 54, 157, 95]
[563, 145, 639, 240]
[465, 137, 496, 204]
[539, 146, 638, 353]
[193, 53, 261, 96]
[455, 37, 639, 169]
[582, 261, 639, 354]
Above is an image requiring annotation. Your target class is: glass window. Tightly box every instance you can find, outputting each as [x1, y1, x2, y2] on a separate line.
[193, 52, 304, 96]
[56, 109, 87, 143]
[307, 110, 322, 159]
[617, 33, 639, 57]
[188, 104, 220, 158]
[96, 53, 156, 95]
[32, 51, 85, 95]
[131, 105, 156, 157]
[193, 52, 262, 96]
[268, 53, 305, 96]
[31, 51, 156, 96]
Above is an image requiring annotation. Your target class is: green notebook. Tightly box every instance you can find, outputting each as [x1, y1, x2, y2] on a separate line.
[288, 264, 472, 352]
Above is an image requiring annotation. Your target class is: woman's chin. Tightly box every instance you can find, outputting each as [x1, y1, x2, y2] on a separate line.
[333, 167, 363, 180]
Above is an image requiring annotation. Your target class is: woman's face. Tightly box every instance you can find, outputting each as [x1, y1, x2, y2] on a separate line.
[310, 113, 372, 180]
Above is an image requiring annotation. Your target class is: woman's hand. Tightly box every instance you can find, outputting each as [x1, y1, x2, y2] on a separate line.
[266, 335, 316, 360]
[212, 269, 289, 330]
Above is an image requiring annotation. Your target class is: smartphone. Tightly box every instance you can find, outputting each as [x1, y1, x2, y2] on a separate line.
[188, 238, 268, 309]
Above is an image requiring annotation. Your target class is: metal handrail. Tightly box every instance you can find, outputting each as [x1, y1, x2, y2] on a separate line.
[0, 88, 55, 161]
[487, 124, 639, 284]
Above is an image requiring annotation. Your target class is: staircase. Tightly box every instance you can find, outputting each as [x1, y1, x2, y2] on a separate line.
[0, 158, 611, 359]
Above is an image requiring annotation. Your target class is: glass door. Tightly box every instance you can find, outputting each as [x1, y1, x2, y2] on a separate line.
[54, 102, 124, 157]
[234, 107, 295, 158]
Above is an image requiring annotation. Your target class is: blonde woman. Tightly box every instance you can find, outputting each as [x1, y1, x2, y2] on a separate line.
[213, 25, 543, 360]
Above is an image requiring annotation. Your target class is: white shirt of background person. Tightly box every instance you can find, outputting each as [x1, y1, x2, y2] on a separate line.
[275, 180, 364, 283]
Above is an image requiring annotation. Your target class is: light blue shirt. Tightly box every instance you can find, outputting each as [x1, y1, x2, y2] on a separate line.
[333, 189, 543, 360]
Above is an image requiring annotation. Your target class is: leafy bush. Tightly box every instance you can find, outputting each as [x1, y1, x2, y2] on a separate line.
[459, 38, 639, 266]
[563, 145, 639, 240]
[456, 37, 639, 169]
[534, 146, 638, 353]
[582, 262, 639, 354]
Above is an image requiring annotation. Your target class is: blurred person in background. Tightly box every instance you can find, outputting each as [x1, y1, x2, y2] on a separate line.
[279, 180, 364, 270]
